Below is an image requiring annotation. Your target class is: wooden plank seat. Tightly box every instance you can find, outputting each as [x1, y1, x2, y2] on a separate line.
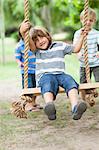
[21, 82, 99, 96]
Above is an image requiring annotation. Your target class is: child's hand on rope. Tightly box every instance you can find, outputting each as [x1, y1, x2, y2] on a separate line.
[81, 27, 89, 37]
[96, 52, 99, 58]
[18, 62, 24, 68]
[19, 20, 32, 38]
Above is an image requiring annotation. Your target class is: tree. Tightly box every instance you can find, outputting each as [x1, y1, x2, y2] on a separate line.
[2, 0, 99, 39]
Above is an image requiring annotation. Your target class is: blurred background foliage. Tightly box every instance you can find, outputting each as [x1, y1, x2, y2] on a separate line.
[0, 0, 99, 40]
[0, 0, 98, 76]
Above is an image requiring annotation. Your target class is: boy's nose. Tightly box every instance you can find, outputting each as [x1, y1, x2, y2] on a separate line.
[87, 20, 90, 25]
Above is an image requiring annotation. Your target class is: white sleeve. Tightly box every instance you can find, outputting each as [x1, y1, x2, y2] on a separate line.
[97, 31, 99, 44]
[73, 30, 80, 45]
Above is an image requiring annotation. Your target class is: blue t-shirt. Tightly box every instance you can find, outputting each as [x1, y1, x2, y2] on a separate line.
[15, 39, 36, 74]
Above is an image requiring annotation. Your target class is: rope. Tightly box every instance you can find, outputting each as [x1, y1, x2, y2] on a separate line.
[83, 0, 90, 83]
[82, 0, 98, 106]
[24, 0, 29, 88]
[11, 0, 33, 118]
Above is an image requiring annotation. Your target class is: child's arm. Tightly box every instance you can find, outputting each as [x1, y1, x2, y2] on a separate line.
[19, 21, 36, 51]
[15, 59, 24, 67]
[73, 29, 88, 53]
[96, 51, 99, 58]
[76, 51, 83, 61]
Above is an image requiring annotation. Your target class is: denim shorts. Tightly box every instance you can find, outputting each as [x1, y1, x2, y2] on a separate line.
[22, 73, 36, 88]
[39, 73, 79, 98]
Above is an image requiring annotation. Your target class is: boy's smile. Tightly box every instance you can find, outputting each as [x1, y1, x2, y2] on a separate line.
[35, 36, 49, 50]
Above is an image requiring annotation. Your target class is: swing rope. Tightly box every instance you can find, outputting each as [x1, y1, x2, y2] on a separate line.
[83, 0, 98, 106]
[24, 0, 29, 89]
[11, 0, 33, 118]
[83, 0, 90, 83]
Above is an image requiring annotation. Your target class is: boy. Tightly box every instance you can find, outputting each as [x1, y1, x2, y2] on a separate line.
[20, 22, 88, 121]
[73, 8, 99, 85]
[15, 37, 42, 112]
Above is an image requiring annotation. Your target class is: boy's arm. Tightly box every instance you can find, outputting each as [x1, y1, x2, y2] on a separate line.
[19, 21, 36, 51]
[96, 45, 99, 58]
[73, 29, 88, 53]
[15, 50, 24, 67]
[73, 35, 84, 53]
[15, 58, 24, 67]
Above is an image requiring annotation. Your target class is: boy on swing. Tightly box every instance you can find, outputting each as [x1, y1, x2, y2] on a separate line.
[19, 21, 88, 121]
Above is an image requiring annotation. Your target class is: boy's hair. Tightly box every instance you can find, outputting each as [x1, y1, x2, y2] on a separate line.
[29, 26, 52, 45]
[80, 7, 96, 21]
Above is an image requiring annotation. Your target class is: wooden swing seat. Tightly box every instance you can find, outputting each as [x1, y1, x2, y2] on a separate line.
[21, 82, 99, 96]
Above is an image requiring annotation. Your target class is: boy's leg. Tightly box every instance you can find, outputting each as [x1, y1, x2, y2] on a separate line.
[92, 66, 99, 82]
[68, 89, 87, 120]
[39, 74, 59, 120]
[57, 73, 87, 120]
[43, 92, 56, 120]
[80, 67, 87, 100]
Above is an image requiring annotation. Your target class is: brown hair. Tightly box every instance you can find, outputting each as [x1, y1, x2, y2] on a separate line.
[29, 26, 52, 45]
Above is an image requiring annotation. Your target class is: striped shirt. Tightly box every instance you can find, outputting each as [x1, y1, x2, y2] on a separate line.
[15, 39, 36, 74]
[73, 28, 99, 67]
[34, 41, 74, 86]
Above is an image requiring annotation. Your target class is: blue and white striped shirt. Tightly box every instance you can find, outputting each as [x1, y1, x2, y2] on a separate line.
[73, 28, 99, 67]
[15, 39, 36, 74]
[34, 41, 74, 86]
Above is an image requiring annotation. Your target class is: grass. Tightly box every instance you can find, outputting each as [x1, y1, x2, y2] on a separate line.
[65, 54, 80, 83]
[1, 98, 99, 149]
[0, 37, 16, 55]
[0, 62, 20, 80]
[0, 99, 70, 137]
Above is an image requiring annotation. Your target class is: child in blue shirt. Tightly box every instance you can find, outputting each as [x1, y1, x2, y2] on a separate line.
[15, 38, 42, 112]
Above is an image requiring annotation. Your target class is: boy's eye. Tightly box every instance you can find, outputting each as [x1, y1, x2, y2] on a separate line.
[89, 19, 94, 22]
[90, 20, 93, 22]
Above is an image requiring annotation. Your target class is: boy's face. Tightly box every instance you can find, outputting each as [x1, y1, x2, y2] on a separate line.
[35, 36, 49, 50]
[81, 16, 96, 31]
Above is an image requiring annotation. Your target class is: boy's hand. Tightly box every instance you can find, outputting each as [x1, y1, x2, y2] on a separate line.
[18, 61, 24, 67]
[96, 52, 99, 58]
[20, 20, 31, 37]
[81, 27, 89, 37]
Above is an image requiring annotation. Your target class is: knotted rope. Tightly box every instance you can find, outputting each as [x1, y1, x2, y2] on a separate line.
[11, 0, 34, 118]
[24, 0, 29, 88]
[83, 0, 97, 106]
[83, 0, 90, 83]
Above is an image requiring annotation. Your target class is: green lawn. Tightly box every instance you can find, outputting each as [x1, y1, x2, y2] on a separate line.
[0, 37, 16, 55]
[0, 62, 20, 80]
[65, 54, 80, 83]
[0, 37, 20, 80]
